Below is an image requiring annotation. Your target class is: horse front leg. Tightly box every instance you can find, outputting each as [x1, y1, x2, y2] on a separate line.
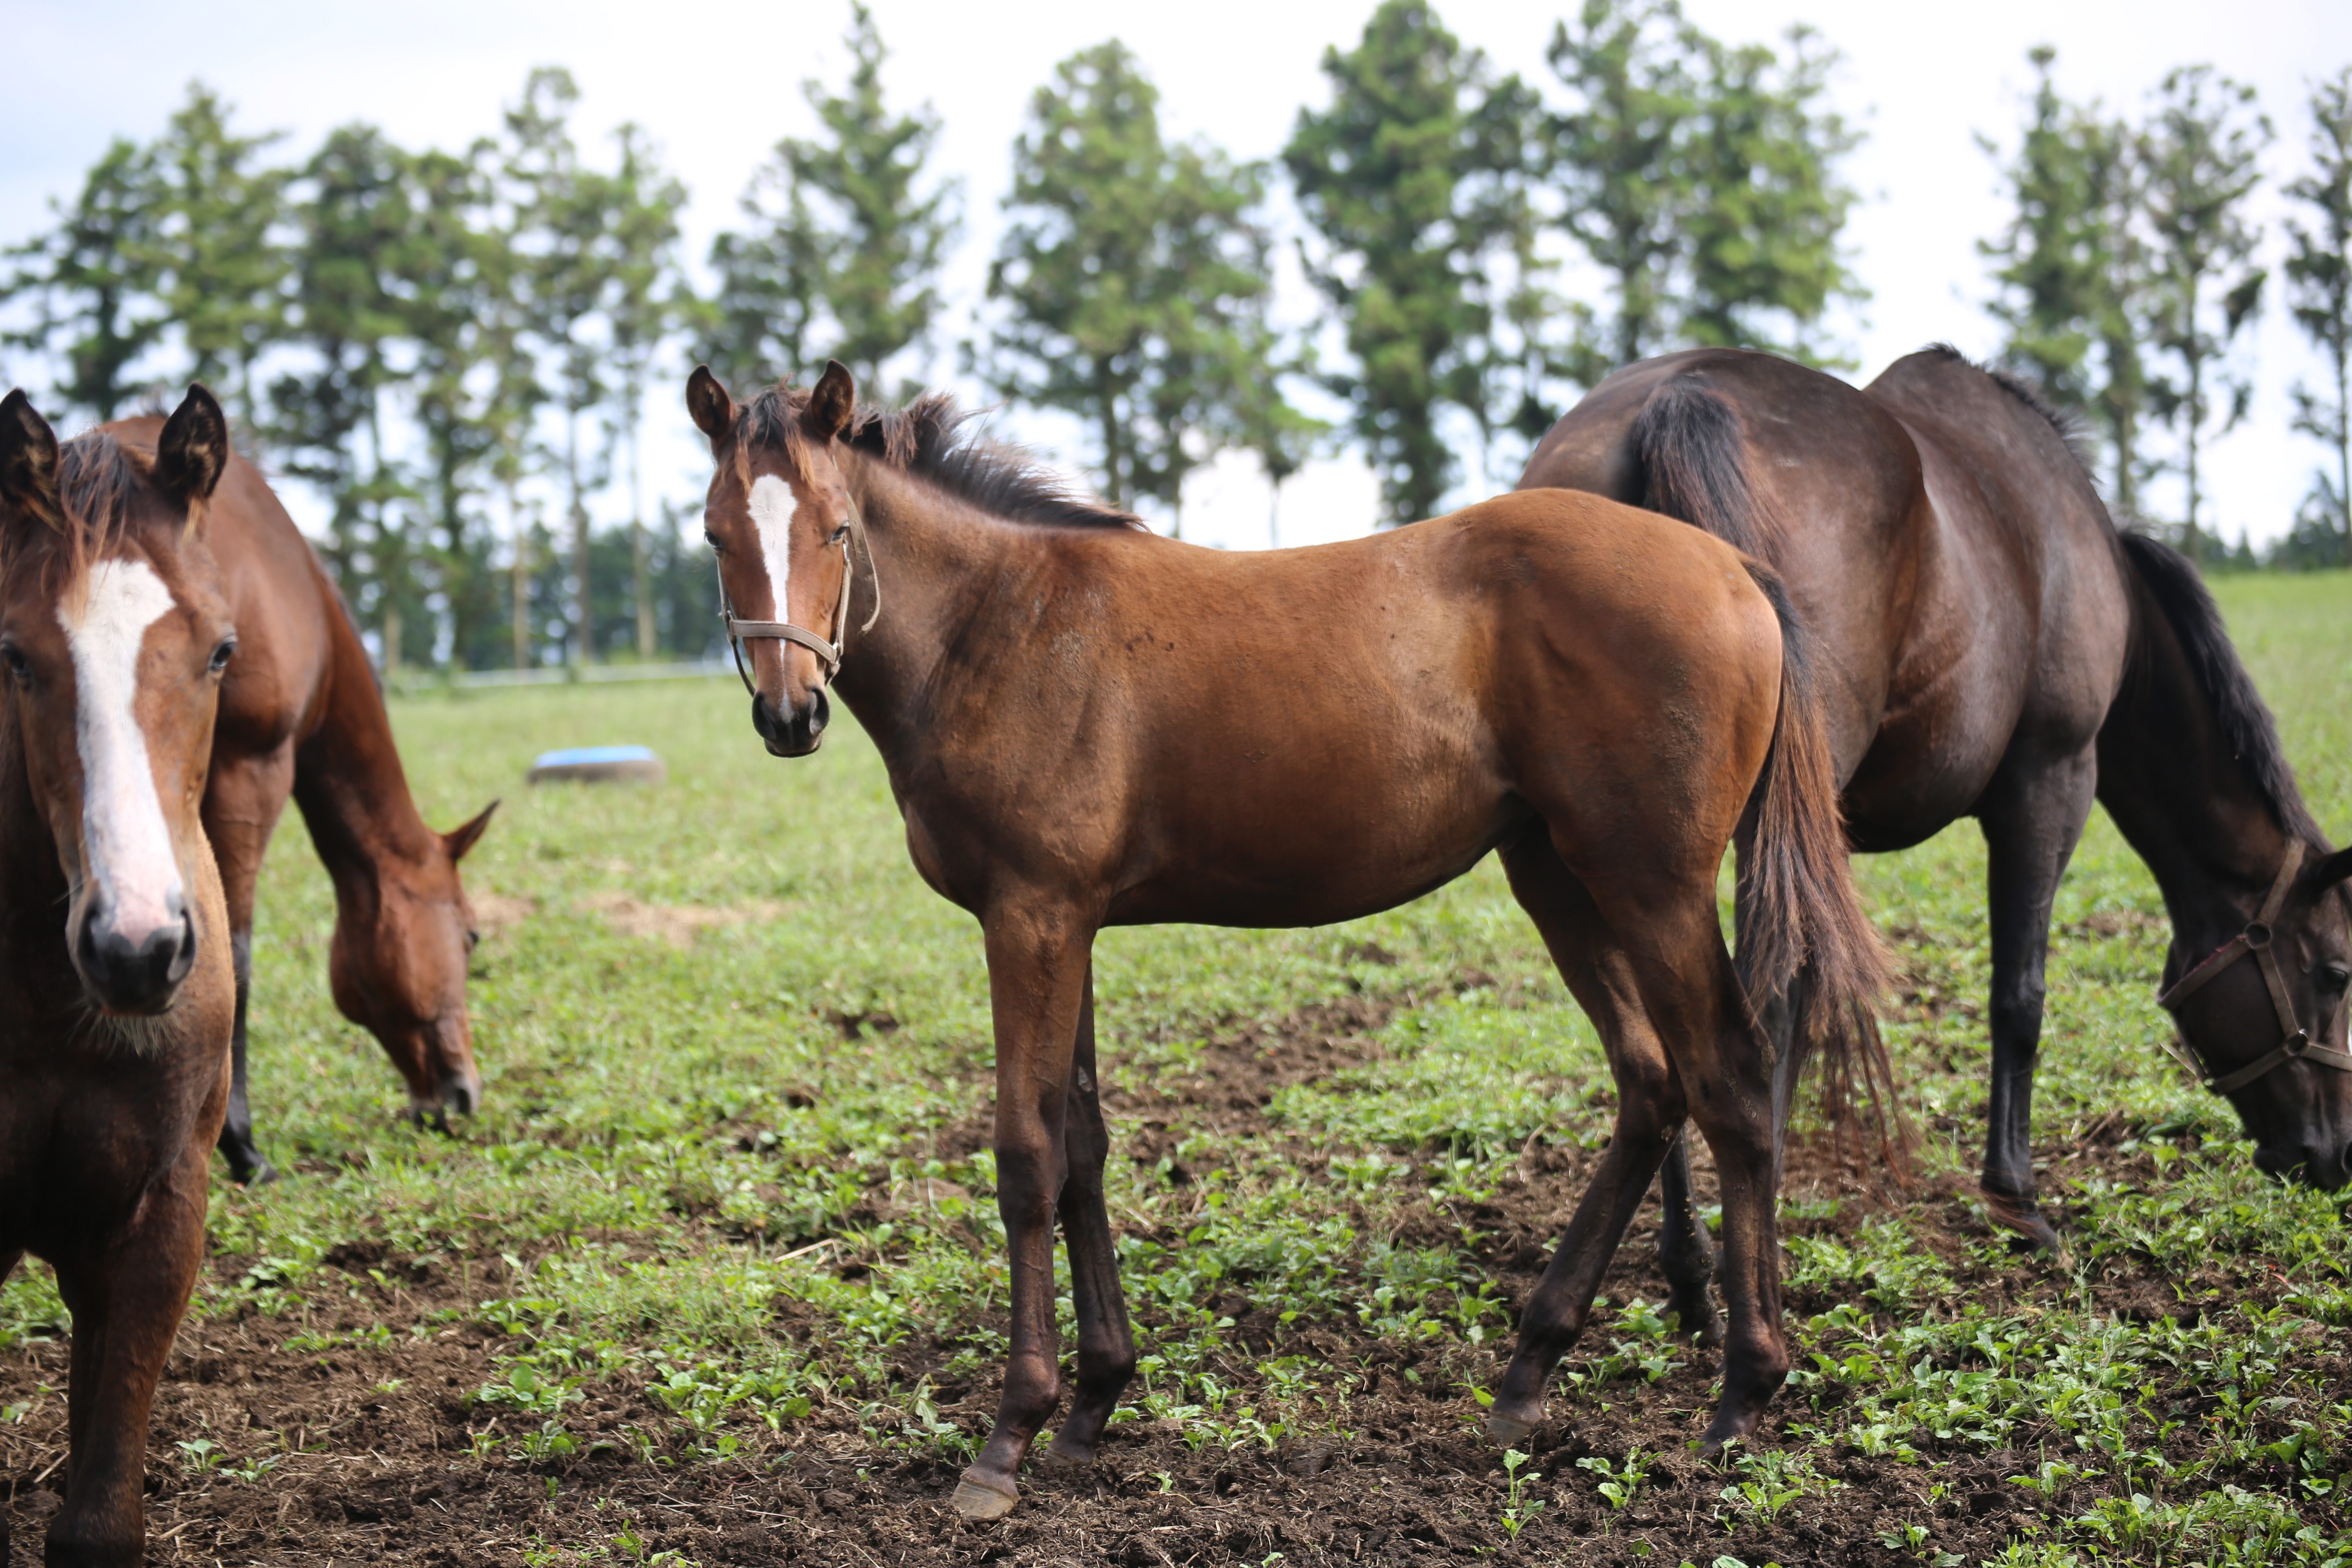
[1977, 750, 2098, 1254]
[201, 747, 291, 1187]
[1042, 964, 1137, 1466]
[45, 1161, 209, 1567]
[953, 902, 1096, 1521]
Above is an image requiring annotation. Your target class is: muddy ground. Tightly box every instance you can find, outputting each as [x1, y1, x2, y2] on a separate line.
[2, 991, 2339, 1567]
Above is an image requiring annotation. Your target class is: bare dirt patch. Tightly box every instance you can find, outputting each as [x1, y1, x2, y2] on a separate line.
[581, 891, 788, 948]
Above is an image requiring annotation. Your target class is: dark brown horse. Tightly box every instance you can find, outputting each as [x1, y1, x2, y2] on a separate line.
[687, 361, 1892, 1517]
[102, 415, 496, 1184]
[1519, 346, 2352, 1300]
[0, 387, 238, 1568]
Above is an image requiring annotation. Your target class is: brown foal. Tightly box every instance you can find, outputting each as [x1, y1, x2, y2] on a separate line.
[100, 416, 495, 1183]
[688, 362, 1891, 1519]
[0, 387, 238, 1568]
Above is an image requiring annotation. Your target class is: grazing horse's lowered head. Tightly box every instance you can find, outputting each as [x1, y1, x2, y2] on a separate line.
[323, 798, 496, 1125]
[2117, 532, 2352, 1189]
[0, 385, 236, 1019]
[688, 359, 869, 758]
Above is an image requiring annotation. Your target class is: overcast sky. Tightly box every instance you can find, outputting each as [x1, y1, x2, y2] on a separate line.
[5, 0, 2349, 551]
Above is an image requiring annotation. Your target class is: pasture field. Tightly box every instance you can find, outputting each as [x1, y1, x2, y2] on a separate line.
[6, 572, 2352, 1568]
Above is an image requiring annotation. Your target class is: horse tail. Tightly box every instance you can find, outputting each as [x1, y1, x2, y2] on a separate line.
[1629, 377, 1780, 558]
[1738, 558, 1906, 1167]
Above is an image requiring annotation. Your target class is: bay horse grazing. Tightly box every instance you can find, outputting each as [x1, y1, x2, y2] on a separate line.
[100, 414, 497, 1184]
[1519, 346, 2352, 1290]
[686, 361, 1893, 1518]
[0, 387, 238, 1567]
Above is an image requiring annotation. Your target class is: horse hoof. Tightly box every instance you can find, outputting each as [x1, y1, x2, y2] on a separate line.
[1982, 1189, 2065, 1256]
[1038, 1439, 1095, 1468]
[951, 1472, 1019, 1520]
[238, 1159, 281, 1189]
[1483, 1411, 1534, 1448]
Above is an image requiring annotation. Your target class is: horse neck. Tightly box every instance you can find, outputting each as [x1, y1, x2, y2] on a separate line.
[288, 592, 445, 909]
[2096, 572, 2304, 957]
[828, 457, 1031, 764]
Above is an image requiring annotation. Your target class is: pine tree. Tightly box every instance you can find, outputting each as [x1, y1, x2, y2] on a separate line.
[400, 144, 503, 669]
[700, 3, 957, 397]
[985, 41, 1273, 521]
[1544, 0, 1699, 369]
[503, 67, 621, 666]
[270, 124, 414, 664]
[1, 137, 168, 421]
[1677, 24, 1863, 365]
[150, 82, 291, 431]
[1979, 47, 2111, 410]
[605, 123, 688, 660]
[2285, 68, 2352, 566]
[2139, 65, 2271, 552]
[1285, 0, 1529, 523]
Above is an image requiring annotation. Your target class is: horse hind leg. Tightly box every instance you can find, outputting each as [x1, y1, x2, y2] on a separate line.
[1041, 965, 1138, 1466]
[1486, 833, 1691, 1444]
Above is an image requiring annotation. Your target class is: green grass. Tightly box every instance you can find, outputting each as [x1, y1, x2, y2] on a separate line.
[8, 570, 2352, 1566]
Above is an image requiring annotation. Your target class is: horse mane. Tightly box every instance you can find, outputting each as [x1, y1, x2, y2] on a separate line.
[1918, 342, 2100, 475]
[740, 383, 1143, 531]
[2116, 529, 2326, 847]
[0, 431, 153, 595]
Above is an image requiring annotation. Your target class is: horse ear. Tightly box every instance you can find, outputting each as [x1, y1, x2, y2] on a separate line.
[808, 359, 855, 443]
[2315, 844, 2352, 891]
[687, 366, 736, 447]
[0, 389, 63, 530]
[155, 383, 229, 505]
[443, 799, 499, 862]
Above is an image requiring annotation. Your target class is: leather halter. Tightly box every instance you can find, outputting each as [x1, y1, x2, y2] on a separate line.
[717, 491, 880, 695]
[2157, 839, 2352, 1095]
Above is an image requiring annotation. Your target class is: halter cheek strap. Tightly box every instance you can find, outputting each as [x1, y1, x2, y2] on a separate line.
[2158, 839, 2352, 1095]
[717, 491, 881, 696]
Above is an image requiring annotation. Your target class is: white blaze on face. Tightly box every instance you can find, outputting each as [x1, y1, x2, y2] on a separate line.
[747, 473, 796, 624]
[58, 557, 184, 945]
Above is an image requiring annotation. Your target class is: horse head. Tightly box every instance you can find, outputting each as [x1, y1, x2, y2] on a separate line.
[326, 800, 496, 1125]
[0, 385, 235, 1017]
[2167, 840, 2352, 1189]
[688, 360, 864, 758]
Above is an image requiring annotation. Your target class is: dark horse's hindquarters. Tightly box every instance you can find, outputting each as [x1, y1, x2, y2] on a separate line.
[689, 361, 1893, 1519]
[0, 387, 238, 1568]
[1519, 346, 2352, 1290]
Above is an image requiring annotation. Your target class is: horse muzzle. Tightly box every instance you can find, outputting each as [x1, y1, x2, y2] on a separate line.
[752, 686, 829, 757]
[74, 885, 198, 1015]
[2254, 1138, 2352, 1191]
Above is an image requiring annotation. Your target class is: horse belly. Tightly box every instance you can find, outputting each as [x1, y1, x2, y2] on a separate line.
[1108, 728, 1513, 929]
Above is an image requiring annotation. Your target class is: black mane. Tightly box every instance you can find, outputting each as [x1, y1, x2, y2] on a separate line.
[1918, 342, 2098, 475]
[2117, 529, 2327, 847]
[740, 384, 1142, 532]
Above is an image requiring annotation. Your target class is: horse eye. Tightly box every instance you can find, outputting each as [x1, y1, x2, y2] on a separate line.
[466, 929, 481, 952]
[829, 523, 849, 545]
[704, 530, 723, 554]
[2324, 964, 2351, 993]
[0, 642, 25, 682]
[209, 637, 236, 673]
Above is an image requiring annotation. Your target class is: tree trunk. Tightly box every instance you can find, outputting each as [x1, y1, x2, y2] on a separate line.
[569, 405, 590, 668]
[631, 408, 653, 660]
[510, 478, 529, 672]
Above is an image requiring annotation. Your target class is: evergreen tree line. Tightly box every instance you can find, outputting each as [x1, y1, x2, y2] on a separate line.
[1980, 50, 2352, 567]
[2, 4, 2345, 674]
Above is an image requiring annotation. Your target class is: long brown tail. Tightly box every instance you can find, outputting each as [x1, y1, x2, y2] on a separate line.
[1737, 559, 1903, 1161]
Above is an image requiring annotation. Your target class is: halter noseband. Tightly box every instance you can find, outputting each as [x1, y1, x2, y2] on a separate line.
[2157, 839, 2352, 1095]
[717, 491, 880, 696]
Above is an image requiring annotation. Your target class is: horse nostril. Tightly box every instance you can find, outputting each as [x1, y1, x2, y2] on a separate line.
[808, 686, 830, 736]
